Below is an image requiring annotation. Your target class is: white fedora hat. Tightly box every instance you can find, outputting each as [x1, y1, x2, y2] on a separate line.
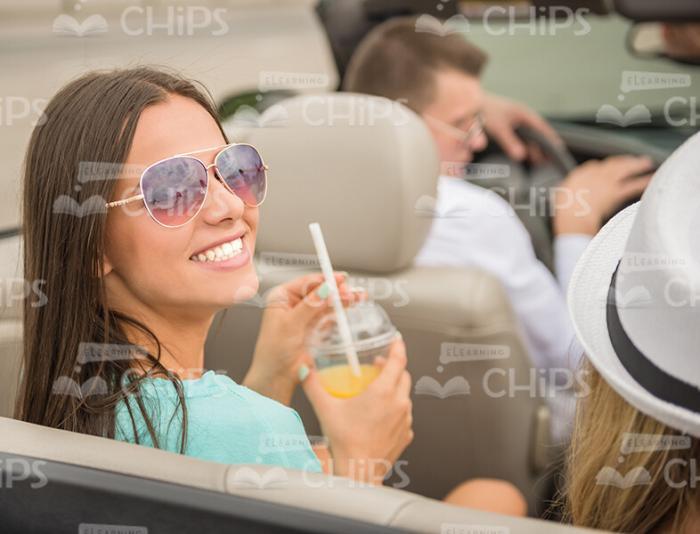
[568, 132, 700, 438]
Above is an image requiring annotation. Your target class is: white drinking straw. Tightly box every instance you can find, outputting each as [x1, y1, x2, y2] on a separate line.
[308, 222, 361, 377]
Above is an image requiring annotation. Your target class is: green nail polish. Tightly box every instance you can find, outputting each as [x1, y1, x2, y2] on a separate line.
[298, 364, 309, 382]
[316, 282, 329, 299]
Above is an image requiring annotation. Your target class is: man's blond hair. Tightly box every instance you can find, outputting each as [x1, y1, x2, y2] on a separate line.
[343, 16, 488, 112]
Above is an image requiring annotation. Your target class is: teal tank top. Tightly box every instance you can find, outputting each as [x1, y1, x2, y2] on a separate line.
[114, 370, 322, 473]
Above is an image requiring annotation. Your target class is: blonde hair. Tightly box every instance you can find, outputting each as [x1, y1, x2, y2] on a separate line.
[564, 360, 700, 532]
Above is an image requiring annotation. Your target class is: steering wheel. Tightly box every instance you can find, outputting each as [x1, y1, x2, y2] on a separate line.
[514, 125, 578, 177]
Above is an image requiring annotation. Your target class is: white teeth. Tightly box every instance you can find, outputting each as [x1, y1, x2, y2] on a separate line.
[191, 237, 244, 263]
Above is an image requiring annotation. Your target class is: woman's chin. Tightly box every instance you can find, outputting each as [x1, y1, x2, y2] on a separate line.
[186, 268, 260, 309]
[228, 270, 260, 304]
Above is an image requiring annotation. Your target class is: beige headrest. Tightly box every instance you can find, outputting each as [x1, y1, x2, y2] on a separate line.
[247, 93, 439, 273]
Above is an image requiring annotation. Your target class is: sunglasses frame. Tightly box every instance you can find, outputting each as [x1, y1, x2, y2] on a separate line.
[424, 112, 486, 145]
[105, 142, 269, 228]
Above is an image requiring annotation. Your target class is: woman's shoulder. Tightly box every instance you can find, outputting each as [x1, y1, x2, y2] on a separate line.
[115, 370, 319, 471]
[117, 370, 306, 437]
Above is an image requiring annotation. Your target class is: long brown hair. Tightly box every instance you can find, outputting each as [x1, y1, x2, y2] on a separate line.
[564, 360, 700, 532]
[16, 66, 227, 450]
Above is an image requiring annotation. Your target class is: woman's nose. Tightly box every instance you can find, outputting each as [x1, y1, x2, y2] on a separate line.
[199, 168, 245, 224]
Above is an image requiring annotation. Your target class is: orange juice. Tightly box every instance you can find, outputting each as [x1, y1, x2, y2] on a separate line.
[317, 364, 380, 398]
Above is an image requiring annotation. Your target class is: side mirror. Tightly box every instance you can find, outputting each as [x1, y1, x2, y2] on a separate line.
[614, 0, 700, 64]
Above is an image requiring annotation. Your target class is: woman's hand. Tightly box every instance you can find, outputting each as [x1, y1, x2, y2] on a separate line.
[243, 272, 364, 405]
[301, 338, 414, 486]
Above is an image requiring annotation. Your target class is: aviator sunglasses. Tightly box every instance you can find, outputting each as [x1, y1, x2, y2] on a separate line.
[105, 143, 268, 228]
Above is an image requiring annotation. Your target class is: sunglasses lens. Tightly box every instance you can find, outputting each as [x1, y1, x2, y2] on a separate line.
[141, 157, 207, 227]
[216, 145, 267, 206]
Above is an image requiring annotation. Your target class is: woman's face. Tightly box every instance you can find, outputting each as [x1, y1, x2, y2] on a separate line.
[104, 94, 259, 315]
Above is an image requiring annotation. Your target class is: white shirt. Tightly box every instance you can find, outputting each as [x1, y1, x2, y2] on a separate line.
[415, 175, 591, 373]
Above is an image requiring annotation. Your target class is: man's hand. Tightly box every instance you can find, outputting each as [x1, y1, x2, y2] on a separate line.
[553, 156, 654, 236]
[664, 23, 700, 60]
[482, 93, 563, 163]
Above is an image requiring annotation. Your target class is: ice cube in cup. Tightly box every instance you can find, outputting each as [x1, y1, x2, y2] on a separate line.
[306, 300, 397, 398]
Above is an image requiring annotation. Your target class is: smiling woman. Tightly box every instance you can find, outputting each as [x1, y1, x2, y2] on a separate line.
[14, 66, 414, 485]
[103, 94, 263, 315]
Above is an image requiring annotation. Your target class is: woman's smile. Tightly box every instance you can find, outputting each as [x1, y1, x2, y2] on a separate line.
[188, 233, 251, 272]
